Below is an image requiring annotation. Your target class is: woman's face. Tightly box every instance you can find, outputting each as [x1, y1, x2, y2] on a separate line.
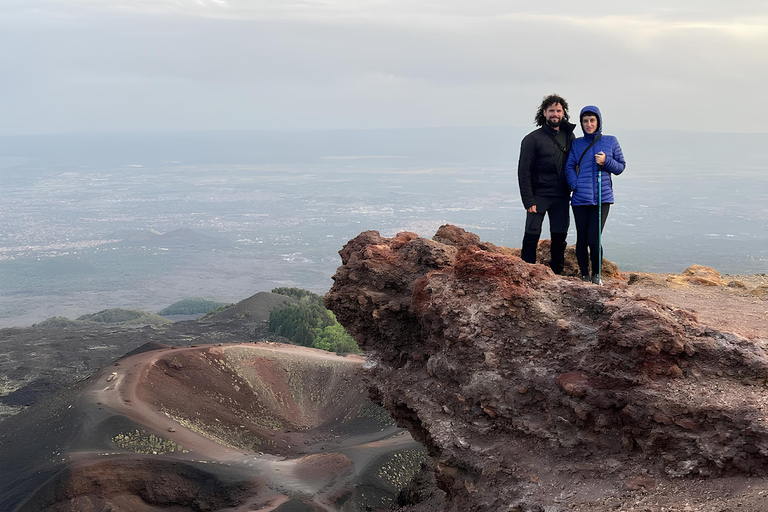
[582, 115, 599, 135]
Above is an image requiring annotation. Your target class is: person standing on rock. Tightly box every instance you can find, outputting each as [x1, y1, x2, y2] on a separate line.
[517, 94, 576, 274]
[564, 106, 626, 284]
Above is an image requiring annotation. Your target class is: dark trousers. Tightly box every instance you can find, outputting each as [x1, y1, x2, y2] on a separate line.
[572, 203, 611, 277]
[520, 195, 570, 274]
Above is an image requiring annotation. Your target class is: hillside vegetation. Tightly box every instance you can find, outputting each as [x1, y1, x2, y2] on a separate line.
[158, 298, 228, 316]
[34, 308, 171, 328]
[77, 308, 171, 325]
[269, 288, 360, 355]
[32, 316, 83, 328]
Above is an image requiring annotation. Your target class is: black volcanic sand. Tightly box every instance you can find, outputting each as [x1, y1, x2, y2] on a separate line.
[0, 378, 87, 511]
[0, 341, 425, 511]
[273, 500, 325, 511]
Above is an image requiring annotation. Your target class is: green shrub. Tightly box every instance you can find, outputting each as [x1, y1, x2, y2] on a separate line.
[312, 323, 361, 355]
[271, 287, 317, 300]
[268, 289, 359, 354]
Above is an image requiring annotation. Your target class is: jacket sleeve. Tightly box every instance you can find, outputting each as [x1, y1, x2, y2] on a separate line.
[564, 143, 578, 191]
[603, 137, 626, 175]
[517, 135, 536, 209]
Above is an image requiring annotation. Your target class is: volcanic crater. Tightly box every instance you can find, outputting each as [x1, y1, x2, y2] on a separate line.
[1, 342, 426, 512]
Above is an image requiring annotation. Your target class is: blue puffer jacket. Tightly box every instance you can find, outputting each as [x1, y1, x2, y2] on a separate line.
[565, 106, 626, 206]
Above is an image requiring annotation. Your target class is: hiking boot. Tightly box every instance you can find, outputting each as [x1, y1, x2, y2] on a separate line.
[550, 232, 567, 274]
[521, 233, 539, 264]
[580, 275, 590, 282]
[591, 274, 602, 285]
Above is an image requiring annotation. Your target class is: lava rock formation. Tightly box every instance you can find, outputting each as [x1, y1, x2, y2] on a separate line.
[325, 225, 768, 511]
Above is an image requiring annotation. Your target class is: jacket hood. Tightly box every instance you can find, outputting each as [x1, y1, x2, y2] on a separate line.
[579, 105, 602, 138]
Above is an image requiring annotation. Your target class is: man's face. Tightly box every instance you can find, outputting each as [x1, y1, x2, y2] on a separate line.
[545, 103, 564, 128]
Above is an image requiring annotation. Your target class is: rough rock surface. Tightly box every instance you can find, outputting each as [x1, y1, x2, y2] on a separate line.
[325, 225, 768, 511]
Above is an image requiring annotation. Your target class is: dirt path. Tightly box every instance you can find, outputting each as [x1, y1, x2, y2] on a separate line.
[623, 273, 768, 341]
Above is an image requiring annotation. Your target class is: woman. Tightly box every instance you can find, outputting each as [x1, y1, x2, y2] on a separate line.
[565, 106, 626, 284]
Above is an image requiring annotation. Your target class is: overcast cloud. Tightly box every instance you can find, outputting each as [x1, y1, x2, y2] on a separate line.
[1, 0, 766, 134]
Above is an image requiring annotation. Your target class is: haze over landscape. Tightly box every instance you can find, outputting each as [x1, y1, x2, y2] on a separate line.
[1, 127, 766, 327]
[2, 2, 767, 328]
[1, 2, 768, 511]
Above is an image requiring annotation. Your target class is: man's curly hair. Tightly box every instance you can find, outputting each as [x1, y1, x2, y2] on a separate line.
[534, 94, 570, 127]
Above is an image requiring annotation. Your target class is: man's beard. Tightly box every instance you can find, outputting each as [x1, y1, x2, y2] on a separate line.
[546, 118, 561, 128]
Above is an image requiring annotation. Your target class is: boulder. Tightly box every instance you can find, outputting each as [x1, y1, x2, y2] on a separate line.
[326, 225, 768, 511]
[667, 265, 726, 286]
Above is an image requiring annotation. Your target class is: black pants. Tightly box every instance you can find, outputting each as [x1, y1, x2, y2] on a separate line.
[572, 203, 611, 277]
[521, 195, 570, 274]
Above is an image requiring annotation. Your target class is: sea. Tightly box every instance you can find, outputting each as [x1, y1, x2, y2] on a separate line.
[1, 127, 766, 327]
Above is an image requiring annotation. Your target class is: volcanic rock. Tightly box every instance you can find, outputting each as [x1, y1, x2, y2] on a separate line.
[325, 225, 768, 511]
[666, 265, 727, 286]
[499, 236, 620, 279]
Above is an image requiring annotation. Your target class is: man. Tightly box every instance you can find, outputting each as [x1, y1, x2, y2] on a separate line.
[517, 94, 576, 274]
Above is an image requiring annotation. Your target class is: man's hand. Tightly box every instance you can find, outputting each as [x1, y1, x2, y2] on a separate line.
[527, 205, 537, 213]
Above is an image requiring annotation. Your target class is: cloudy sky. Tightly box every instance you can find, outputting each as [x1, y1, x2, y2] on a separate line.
[1, 0, 766, 134]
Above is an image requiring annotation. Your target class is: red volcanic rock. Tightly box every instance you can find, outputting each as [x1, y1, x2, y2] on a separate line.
[325, 225, 768, 511]
[432, 224, 517, 257]
[535, 238, 621, 279]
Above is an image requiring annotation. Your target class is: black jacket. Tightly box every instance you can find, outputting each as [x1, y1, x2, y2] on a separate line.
[517, 122, 576, 209]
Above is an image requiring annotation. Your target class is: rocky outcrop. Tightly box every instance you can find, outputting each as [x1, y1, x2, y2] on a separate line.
[325, 225, 768, 511]
[671, 264, 727, 286]
[629, 264, 729, 287]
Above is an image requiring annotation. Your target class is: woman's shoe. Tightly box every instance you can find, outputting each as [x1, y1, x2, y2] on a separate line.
[591, 274, 602, 285]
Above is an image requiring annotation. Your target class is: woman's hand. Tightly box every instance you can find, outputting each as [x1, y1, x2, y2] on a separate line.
[595, 151, 606, 166]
